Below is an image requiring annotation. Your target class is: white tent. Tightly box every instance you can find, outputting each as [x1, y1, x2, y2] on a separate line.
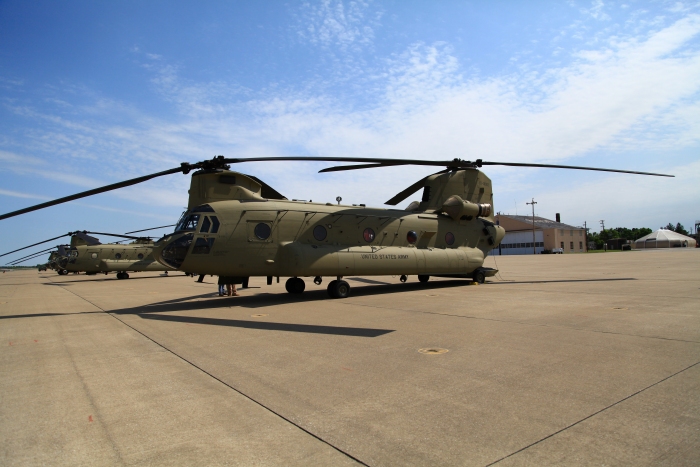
[634, 229, 697, 249]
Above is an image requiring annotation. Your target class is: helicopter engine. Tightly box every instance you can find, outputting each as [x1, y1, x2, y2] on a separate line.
[441, 195, 491, 220]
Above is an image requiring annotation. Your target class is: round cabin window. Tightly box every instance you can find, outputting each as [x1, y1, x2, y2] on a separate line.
[313, 225, 327, 241]
[445, 232, 455, 246]
[91, 253, 98, 259]
[407, 231, 418, 244]
[137, 253, 144, 260]
[254, 223, 271, 240]
[363, 228, 376, 243]
[115, 253, 122, 260]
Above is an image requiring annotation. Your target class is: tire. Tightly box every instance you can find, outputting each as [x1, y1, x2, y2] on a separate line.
[285, 277, 305, 294]
[117, 272, 124, 280]
[473, 270, 485, 284]
[329, 280, 350, 299]
[418, 275, 430, 283]
[327, 280, 338, 298]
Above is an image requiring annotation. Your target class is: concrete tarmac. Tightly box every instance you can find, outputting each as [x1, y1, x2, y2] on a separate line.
[1, 249, 698, 466]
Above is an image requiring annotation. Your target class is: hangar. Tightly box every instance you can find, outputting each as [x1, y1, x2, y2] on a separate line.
[494, 214, 587, 255]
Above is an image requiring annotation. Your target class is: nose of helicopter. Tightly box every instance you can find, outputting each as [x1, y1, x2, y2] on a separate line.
[154, 232, 193, 269]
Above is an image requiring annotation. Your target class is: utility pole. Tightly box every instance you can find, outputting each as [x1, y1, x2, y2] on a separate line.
[526, 198, 537, 254]
[600, 220, 606, 251]
[600, 220, 605, 231]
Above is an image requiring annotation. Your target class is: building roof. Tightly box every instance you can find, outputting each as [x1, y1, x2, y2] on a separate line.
[496, 215, 582, 231]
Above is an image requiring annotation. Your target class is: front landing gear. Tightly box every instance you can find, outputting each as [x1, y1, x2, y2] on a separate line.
[327, 280, 350, 299]
[116, 272, 130, 280]
[285, 277, 305, 294]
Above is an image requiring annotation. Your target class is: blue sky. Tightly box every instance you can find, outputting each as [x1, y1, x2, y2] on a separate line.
[1, 0, 699, 262]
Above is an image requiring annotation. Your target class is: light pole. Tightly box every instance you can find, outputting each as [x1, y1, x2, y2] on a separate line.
[526, 198, 537, 254]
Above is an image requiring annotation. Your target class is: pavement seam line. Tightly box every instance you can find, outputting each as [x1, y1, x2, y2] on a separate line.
[483, 360, 700, 467]
[343, 302, 700, 344]
[53, 280, 370, 467]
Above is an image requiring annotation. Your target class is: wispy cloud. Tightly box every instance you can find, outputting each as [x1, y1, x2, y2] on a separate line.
[295, 0, 381, 51]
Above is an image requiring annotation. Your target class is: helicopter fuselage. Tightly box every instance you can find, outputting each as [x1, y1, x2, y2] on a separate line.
[155, 197, 505, 281]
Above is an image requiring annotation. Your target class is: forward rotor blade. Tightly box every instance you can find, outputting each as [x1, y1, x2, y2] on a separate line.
[8, 249, 55, 265]
[124, 225, 176, 235]
[0, 166, 185, 221]
[84, 231, 147, 241]
[479, 161, 674, 177]
[0, 233, 69, 258]
[247, 175, 287, 200]
[5, 246, 56, 264]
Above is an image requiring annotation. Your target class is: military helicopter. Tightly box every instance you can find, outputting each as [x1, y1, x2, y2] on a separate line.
[0, 156, 673, 297]
[2, 228, 174, 279]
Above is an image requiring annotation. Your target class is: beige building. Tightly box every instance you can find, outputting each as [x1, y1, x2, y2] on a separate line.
[494, 215, 587, 254]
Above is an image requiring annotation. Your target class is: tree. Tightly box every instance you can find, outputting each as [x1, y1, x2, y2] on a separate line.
[675, 223, 689, 236]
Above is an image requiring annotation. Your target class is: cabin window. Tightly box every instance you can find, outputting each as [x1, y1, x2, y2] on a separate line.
[210, 216, 220, 233]
[115, 253, 122, 260]
[137, 253, 144, 260]
[91, 253, 98, 259]
[200, 217, 211, 233]
[192, 238, 215, 254]
[407, 231, 418, 244]
[445, 232, 455, 245]
[254, 223, 272, 240]
[363, 228, 376, 243]
[313, 225, 327, 241]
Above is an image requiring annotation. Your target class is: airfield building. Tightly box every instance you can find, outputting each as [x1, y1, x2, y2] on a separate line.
[634, 229, 697, 249]
[494, 214, 587, 255]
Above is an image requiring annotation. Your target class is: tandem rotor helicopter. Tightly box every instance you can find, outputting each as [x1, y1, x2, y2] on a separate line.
[2, 229, 173, 278]
[0, 156, 673, 298]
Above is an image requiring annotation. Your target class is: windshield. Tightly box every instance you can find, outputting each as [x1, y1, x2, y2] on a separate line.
[175, 213, 200, 232]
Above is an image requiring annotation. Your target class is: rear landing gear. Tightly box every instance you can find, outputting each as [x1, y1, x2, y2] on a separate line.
[327, 280, 350, 299]
[418, 275, 430, 283]
[117, 272, 130, 280]
[285, 277, 305, 294]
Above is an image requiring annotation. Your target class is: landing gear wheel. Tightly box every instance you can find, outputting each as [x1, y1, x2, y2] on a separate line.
[400, 275, 407, 283]
[58, 269, 68, 275]
[117, 272, 130, 280]
[327, 280, 350, 299]
[472, 270, 485, 284]
[285, 277, 305, 294]
[418, 275, 430, 283]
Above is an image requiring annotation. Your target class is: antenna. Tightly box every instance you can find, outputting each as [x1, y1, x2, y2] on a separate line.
[526, 198, 537, 254]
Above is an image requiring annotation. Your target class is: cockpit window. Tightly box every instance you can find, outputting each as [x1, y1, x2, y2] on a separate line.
[175, 214, 200, 232]
[200, 217, 211, 233]
[192, 204, 215, 212]
[210, 216, 220, 233]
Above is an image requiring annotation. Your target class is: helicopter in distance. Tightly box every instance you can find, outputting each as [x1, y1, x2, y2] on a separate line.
[2, 228, 175, 279]
[0, 156, 673, 297]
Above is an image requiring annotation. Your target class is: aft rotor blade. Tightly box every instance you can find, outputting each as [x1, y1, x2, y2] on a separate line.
[124, 225, 176, 234]
[480, 161, 674, 177]
[319, 163, 409, 173]
[0, 233, 69, 258]
[0, 166, 185, 221]
[384, 170, 451, 206]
